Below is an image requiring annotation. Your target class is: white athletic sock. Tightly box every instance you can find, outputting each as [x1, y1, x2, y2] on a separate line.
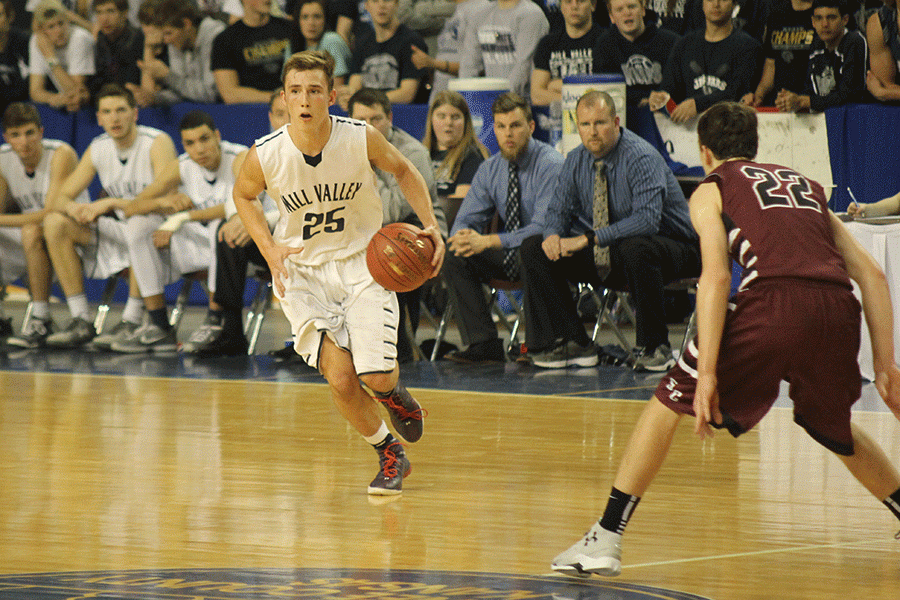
[122, 296, 144, 324]
[66, 294, 89, 320]
[31, 301, 51, 320]
[363, 422, 390, 446]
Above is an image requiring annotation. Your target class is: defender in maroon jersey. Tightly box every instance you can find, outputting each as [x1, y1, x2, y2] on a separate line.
[552, 101, 900, 578]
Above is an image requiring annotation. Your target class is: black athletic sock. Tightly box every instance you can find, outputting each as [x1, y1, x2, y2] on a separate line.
[599, 487, 641, 534]
[884, 487, 900, 522]
[148, 308, 170, 331]
[372, 433, 399, 451]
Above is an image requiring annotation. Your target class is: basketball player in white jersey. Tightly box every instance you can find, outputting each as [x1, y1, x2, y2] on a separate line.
[108, 110, 249, 353]
[184, 91, 284, 357]
[0, 103, 86, 347]
[43, 83, 178, 349]
[233, 50, 445, 495]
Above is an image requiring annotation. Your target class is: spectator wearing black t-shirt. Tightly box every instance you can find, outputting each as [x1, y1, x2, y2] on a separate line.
[91, 0, 144, 99]
[649, 0, 761, 123]
[775, 0, 866, 112]
[533, 0, 612, 33]
[531, 0, 602, 107]
[749, 0, 814, 106]
[211, 0, 294, 104]
[337, 0, 429, 109]
[594, 0, 679, 108]
[0, 0, 29, 116]
[287, 0, 357, 47]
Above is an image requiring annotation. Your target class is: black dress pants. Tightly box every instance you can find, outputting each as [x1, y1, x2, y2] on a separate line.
[521, 234, 701, 352]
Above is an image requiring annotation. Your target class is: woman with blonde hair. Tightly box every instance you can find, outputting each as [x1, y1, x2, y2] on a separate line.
[422, 90, 489, 229]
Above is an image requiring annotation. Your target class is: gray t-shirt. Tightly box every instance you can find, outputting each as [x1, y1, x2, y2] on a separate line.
[431, 0, 490, 102]
[458, 0, 549, 97]
[161, 17, 226, 103]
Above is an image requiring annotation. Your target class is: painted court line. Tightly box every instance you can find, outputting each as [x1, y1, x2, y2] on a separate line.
[541, 537, 894, 580]
[624, 538, 893, 570]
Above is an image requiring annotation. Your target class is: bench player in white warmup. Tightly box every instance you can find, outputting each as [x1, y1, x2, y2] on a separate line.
[43, 83, 177, 349]
[0, 102, 86, 346]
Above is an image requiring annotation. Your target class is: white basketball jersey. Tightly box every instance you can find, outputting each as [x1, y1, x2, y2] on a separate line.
[91, 126, 165, 200]
[255, 116, 382, 266]
[0, 139, 88, 212]
[178, 140, 248, 210]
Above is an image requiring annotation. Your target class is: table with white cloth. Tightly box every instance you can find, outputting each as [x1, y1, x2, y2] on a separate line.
[843, 218, 900, 380]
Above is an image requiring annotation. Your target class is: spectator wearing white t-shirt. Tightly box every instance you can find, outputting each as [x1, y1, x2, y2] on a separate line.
[28, 0, 93, 112]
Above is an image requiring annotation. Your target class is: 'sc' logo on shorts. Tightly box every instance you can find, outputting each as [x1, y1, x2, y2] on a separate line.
[666, 377, 683, 402]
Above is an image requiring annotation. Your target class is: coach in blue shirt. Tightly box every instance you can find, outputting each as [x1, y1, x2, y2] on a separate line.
[522, 90, 701, 371]
[442, 92, 563, 363]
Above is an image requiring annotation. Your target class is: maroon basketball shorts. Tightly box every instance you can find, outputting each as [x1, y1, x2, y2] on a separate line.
[655, 278, 862, 455]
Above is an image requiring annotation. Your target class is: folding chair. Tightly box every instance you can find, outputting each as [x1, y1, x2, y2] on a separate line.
[244, 268, 273, 355]
[93, 269, 129, 334]
[94, 270, 209, 335]
[168, 271, 210, 331]
[579, 282, 636, 364]
[665, 277, 699, 359]
[428, 278, 524, 361]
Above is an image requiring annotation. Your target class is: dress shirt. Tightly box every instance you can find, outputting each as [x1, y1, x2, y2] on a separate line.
[542, 128, 695, 246]
[452, 137, 563, 249]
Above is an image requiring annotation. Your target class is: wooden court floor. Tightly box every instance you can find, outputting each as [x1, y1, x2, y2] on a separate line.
[0, 367, 898, 600]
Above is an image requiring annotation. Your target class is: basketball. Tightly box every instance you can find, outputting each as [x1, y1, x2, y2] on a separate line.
[366, 223, 436, 293]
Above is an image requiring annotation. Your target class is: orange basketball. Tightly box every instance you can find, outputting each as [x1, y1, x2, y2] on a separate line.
[366, 223, 436, 293]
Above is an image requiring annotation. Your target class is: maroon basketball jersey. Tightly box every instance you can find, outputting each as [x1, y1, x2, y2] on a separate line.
[704, 160, 851, 292]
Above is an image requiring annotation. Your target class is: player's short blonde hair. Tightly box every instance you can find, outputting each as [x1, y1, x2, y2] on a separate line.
[282, 50, 336, 91]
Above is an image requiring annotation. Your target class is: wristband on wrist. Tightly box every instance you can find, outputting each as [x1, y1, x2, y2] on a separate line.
[584, 229, 596, 247]
[46, 57, 60, 69]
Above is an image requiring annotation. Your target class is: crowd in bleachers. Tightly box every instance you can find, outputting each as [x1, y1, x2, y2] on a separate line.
[4, 0, 899, 118]
[0, 0, 899, 365]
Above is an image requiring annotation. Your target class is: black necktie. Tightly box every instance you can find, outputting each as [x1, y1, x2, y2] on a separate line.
[503, 162, 521, 280]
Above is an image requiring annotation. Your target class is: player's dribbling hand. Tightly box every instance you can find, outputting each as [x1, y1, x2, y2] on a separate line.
[874, 364, 900, 422]
[693, 373, 722, 440]
[421, 224, 445, 278]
